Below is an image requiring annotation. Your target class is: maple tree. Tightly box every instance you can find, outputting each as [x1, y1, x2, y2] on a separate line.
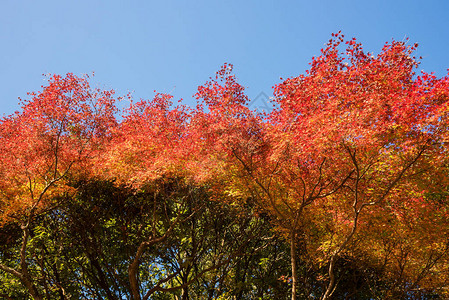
[265, 34, 448, 298]
[0, 73, 117, 299]
[267, 33, 449, 299]
[98, 93, 195, 300]
[93, 90, 273, 299]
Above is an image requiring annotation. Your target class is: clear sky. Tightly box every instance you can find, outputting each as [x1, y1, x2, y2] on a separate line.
[1, 0, 448, 116]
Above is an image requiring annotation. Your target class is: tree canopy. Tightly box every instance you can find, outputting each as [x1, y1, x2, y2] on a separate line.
[1, 34, 449, 300]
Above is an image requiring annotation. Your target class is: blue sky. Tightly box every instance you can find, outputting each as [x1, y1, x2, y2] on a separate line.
[1, 0, 448, 116]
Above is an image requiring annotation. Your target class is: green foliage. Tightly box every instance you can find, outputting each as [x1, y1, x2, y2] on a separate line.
[0, 179, 294, 299]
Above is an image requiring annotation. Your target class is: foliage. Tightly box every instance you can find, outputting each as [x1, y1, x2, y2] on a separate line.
[1, 34, 449, 299]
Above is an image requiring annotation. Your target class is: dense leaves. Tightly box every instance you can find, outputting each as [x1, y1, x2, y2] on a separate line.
[1, 35, 449, 299]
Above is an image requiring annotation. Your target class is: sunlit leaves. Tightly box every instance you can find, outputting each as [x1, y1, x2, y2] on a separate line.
[0, 73, 117, 223]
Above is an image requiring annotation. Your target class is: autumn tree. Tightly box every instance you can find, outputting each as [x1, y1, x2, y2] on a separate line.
[190, 63, 307, 297]
[0, 73, 117, 299]
[259, 34, 449, 299]
[99, 92, 195, 299]
[99, 91, 278, 299]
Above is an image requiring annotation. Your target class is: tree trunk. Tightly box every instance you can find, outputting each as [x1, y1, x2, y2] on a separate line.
[20, 226, 43, 300]
[128, 244, 143, 300]
[128, 258, 141, 300]
[290, 231, 298, 300]
[321, 254, 337, 300]
[181, 273, 189, 300]
[181, 285, 189, 300]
